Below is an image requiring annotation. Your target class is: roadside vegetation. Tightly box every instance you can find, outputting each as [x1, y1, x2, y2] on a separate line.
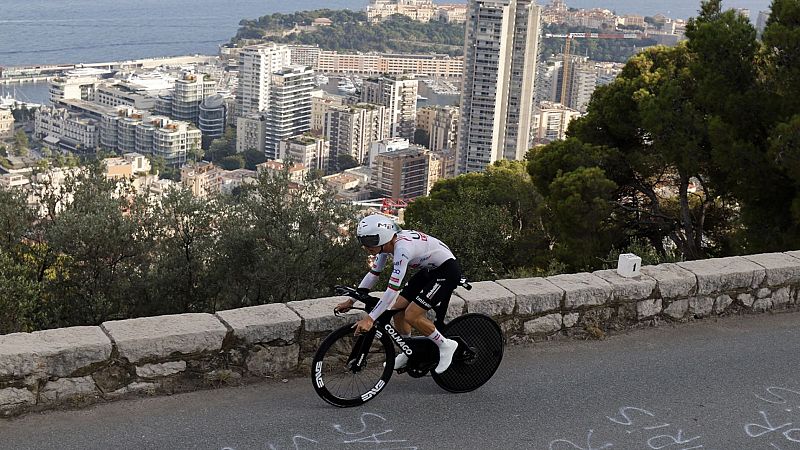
[2, 1, 800, 333]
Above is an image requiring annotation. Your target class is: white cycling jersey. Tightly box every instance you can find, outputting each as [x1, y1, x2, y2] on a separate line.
[358, 230, 455, 320]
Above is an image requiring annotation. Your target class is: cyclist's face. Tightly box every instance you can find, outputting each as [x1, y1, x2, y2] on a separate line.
[363, 245, 382, 255]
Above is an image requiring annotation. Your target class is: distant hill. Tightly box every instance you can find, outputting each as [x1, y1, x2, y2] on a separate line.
[232, 10, 466, 57]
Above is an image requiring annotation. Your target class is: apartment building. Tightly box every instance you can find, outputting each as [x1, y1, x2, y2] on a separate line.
[371, 145, 434, 200]
[315, 52, 463, 77]
[457, 0, 542, 173]
[437, 4, 469, 23]
[530, 101, 581, 143]
[416, 107, 436, 136]
[324, 103, 391, 170]
[181, 161, 223, 198]
[236, 43, 292, 117]
[0, 107, 13, 138]
[369, 137, 410, 167]
[278, 135, 329, 173]
[167, 72, 217, 123]
[198, 94, 227, 149]
[256, 160, 309, 184]
[98, 106, 201, 165]
[427, 105, 459, 153]
[311, 90, 345, 134]
[236, 114, 266, 154]
[264, 65, 315, 160]
[360, 75, 418, 140]
[104, 152, 152, 180]
[288, 45, 322, 68]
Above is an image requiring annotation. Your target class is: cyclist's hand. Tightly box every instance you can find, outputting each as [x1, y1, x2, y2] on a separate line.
[335, 299, 355, 313]
[353, 316, 374, 336]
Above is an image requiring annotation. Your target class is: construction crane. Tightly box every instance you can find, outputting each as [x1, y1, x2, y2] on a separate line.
[544, 32, 641, 106]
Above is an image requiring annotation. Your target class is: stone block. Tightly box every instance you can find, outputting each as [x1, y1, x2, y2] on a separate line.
[753, 298, 773, 312]
[0, 387, 35, 411]
[563, 313, 580, 328]
[678, 257, 765, 295]
[744, 253, 800, 286]
[0, 326, 112, 378]
[523, 314, 562, 335]
[39, 376, 99, 404]
[136, 361, 187, 378]
[287, 296, 364, 333]
[689, 296, 714, 317]
[496, 277, 563, 314]
[594, 270, 657, 302]
[714, 294, 733, 314]
[738, 293, 755, 307]
[454, 281, 515, 316]
[106, 382, 157, 399]
[640, 263, 697, 299]
[546, 273, 612, 309]
[102, 314, 227, 364]
[636, 299, 662, 319]
[664, 299, 688, 319]
[773, 287, 793, 306]
[246, 344, 300, 377]
[216, 303, 301, 345]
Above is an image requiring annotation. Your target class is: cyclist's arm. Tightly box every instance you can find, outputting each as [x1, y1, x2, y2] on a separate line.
[357, 253, 388, 291]
[368, 251, 409, 320]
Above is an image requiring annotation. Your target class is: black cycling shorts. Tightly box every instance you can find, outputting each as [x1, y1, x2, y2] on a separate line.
[399, 258, 461, 310]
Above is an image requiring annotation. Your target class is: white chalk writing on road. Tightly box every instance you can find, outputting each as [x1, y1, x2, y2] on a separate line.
[744, 386, 800, 449]
[223, 412, 418, 450]
[550, 406, 704, 450]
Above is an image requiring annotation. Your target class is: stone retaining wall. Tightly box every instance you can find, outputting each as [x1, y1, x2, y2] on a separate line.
[2, 252, 800, 417]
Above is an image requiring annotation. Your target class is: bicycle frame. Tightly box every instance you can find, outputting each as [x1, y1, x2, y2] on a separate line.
[347, 308, 407, 372]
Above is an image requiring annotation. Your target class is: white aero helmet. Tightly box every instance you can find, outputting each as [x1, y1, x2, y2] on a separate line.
[356, 214, 399, 247]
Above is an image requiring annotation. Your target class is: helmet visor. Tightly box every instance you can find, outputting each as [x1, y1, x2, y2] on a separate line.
[358, 234, 381, 247]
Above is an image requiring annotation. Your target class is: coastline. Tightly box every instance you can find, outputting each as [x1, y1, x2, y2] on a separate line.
[0, 54, 218, 84]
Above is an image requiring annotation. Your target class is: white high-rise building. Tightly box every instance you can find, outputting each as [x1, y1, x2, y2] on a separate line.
[236, 43, 292, 117]
[756, 10, 770, 36]
[324, 103, 391, 170]
[360, 75, 418, 140]
[456, 0, 542, 173]
[264, 65, 315, 160]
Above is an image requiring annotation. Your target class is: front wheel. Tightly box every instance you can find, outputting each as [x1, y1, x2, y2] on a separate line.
[433, 313, 504, 393]
[311, 324, 395, 407]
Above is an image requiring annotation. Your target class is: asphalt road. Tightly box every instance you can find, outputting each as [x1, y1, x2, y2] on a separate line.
[2, 311, 800, 450]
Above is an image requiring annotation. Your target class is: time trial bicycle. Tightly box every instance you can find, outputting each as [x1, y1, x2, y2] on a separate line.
[311, 282, 504, 407]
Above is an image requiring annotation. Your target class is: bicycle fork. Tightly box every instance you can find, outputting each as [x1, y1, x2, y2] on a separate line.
[346, 330, 377, 373]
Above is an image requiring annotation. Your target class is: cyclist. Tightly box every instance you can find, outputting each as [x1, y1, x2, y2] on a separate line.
[335, 213, 461, 374]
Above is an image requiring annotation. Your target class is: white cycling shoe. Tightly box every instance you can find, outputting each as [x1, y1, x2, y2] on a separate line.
[434, 339, 458, 374]
[394, 353, 408, 369]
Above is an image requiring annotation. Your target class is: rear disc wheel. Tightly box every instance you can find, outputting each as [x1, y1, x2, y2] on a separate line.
[432, 313, 504, 393]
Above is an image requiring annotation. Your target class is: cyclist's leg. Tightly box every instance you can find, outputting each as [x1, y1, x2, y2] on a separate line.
[407, 259, 462, 373]
[396, 269, 431, 336]
[391, 296, 411, 336]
